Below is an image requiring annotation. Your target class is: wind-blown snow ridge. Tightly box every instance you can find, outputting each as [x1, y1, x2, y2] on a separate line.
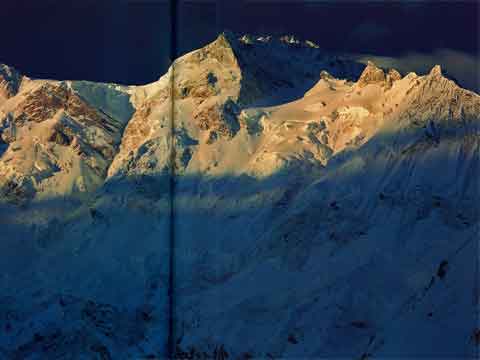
[0, 32, 479, 359]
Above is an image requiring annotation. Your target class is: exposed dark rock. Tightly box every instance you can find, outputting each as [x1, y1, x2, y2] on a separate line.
[437, 260, 449, 279]
[194, 98, 241, 139]
[175, 128, 199, 146]
[48, 127, 72, 146]
[206, 131, 218, 145]
[207, 72, 218, 86]
[0, 64, 22, 98]
[178, 147, 193, 170]
[287, 334, 298, 344]
[0, 113, 16, 143]
[350, 321, 369, 329]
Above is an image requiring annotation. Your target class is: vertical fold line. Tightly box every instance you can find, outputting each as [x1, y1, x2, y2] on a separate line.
[168, 0, 178, 357]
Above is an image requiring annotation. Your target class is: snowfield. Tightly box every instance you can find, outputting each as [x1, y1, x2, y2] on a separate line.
[0, 32, 478, 359]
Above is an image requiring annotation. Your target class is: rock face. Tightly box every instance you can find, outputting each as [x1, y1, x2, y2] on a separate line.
[357, 60, 386, 87]
[0, 64, 22, 101]
[0, 80, 132, 202]
[0, 33, 479, 359]
[194, 98, 241, 138]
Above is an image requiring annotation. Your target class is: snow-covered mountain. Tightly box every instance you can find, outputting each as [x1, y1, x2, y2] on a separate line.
[0, 32, 478, 359]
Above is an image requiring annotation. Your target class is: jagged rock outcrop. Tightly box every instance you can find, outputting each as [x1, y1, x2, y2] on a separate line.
[356, 61, 403, 90]
[0, 64, 22, 101]
[388, 68, 402, 81]
[357, 60, 386, 87]
[429, 64, 443, 77]
[386, 68, 402, 88]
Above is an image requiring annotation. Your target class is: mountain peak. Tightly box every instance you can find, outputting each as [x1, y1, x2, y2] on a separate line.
[220, 31, 320, 50]
[320, 70, 335, 80]
[192, 31, 240, 69]
[429, 64, 443, 77]
[216, 30, 237, 47]
[357, 60, 385, 87]
[387, 68, 402, 81]
[384, 68, 402, 88]
[1, 31, 479, 360]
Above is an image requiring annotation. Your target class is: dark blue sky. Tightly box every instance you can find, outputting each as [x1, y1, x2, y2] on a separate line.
[0, 1, 478, 88]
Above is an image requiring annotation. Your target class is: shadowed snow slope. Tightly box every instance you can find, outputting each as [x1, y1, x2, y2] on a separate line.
[0, 33, 479, 358]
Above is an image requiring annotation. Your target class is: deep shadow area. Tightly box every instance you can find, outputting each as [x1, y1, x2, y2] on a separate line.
[0, 119, 478, 358]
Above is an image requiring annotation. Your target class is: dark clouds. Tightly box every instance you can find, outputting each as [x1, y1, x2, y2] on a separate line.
[347, 22, 392, 48]
[0, 0, 477, 91]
